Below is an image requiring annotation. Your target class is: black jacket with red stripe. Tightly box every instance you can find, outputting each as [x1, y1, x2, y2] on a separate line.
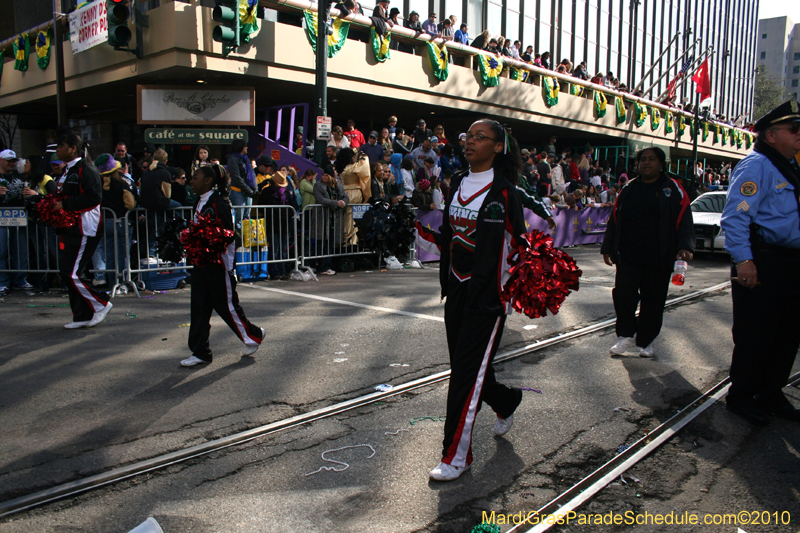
[433, 169, 528, 316]
[601, 176, 695, 267]
[59, 158, 102, 237]
[193, 191, 236, 271]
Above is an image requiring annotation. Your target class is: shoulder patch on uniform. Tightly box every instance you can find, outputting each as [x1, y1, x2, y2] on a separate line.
[776, 181, 789, 189]
[740, 181, 758, 196]
[662, 187, 672, 197]
[736, 200, 750, 212]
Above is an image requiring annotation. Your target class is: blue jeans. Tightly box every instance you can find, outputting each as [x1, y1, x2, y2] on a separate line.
[229, 191, 252, 224]
[268, 232, 290, 277]
[0, 225, 29, 289]
[94, 218, 129, 284]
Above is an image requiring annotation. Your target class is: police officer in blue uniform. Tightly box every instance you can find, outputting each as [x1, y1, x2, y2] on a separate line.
[721, 100, 800, 426]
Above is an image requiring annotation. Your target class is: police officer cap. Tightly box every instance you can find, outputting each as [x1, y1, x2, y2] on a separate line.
[255, 155, 277, 169]
[753, 99, 800, 133]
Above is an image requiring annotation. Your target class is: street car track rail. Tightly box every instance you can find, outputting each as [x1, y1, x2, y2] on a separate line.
[0, 281, 731, 518]
[509, 369, 800, 533]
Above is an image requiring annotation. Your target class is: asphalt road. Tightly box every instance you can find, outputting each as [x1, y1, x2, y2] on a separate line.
[1, 246, 798, 533]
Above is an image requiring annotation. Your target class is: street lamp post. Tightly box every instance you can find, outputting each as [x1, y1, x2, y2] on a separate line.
[313, 0, 330, 167]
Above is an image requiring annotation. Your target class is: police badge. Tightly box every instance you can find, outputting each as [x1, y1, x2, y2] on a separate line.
[662, 187, 671, 198]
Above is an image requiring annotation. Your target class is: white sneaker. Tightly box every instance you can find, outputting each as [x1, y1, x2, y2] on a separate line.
[429, 461, 471, 481]
[243, 328, 265, 356]
[321, 269, 336, 276]
[64, 321, 91, 329]
[494, 414, 514, 436]
[609, 336, 636, 355]
[180, 355, 210, 367]
[639, 343, 655, 358]
[87, 302, 113, 327]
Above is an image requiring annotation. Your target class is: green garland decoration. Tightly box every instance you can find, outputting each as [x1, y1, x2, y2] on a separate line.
[615, 96, 626, 124]
[664, 111, 674, 134]
[239, 0, 259, 44]
[594, 90, 607, 118]
[570, 83, 584, 96]
[649, 106, 660, 130]
[543, 76, 559, 106]
[371, 28, 391, 62]
[13, 33, 30, 72]
[426, 41, 449, 81]
[35, 29, 52, 70]
[478, 54, 503, 87]
[634, 102, 647, 127]
[303, 10, 350, 58]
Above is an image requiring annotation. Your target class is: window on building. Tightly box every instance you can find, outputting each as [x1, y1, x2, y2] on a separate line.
[793, 79, 799, 87]
[792, 93, 798, 100]
[760, 51, 766, 60]
[794, 66, 800, 74]
[761, 33, 767, 39]
[795, 52, 800, 60]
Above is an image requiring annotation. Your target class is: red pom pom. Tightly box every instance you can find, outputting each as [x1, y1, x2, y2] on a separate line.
[35, 194, 81, 229]
[500, 230, 582, 318]
[180, 214, 234, 267]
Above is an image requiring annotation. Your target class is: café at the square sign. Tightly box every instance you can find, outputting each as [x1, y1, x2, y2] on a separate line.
[138, 85, 255, 125]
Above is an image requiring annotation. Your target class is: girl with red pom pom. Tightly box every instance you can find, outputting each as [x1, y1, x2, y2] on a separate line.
[421, 119, 529, 482]
[180, 165, 265, 367]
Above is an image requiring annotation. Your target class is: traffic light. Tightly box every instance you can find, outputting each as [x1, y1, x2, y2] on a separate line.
[107, 0, 132, 48]
[212, 0, 240, 57]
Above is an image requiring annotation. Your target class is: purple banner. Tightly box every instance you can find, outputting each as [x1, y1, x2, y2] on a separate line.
[415, 206, 611, 262]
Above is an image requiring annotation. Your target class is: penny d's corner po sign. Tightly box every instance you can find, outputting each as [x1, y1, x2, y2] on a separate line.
[137, 85, 255, 126]
[144, 129, 249, 145]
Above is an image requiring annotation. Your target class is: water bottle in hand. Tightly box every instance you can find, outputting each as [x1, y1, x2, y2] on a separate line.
[671, 260, 687, 286]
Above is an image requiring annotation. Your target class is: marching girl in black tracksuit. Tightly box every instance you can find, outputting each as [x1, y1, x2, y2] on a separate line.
[420, 119, 529, 481]
[55, 131, 113, 329]
[180, 165, 265, 367]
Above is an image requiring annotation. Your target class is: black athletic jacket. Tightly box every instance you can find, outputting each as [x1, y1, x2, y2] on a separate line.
[59, 158, 102, 237]
[601, 176, 695, 267]
[193, 191, 236, 271]
[419, 169, 528, 316]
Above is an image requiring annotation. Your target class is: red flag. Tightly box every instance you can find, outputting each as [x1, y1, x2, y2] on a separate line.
[691, 58, 711, 102]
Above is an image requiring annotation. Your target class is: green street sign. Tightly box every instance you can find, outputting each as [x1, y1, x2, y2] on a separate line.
[144, 128, 249, 144]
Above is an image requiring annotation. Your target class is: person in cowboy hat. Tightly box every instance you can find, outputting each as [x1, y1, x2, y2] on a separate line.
[721, 100, 800, 426]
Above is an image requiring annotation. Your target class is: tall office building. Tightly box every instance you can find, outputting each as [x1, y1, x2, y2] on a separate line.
[757, 16, 800, 101]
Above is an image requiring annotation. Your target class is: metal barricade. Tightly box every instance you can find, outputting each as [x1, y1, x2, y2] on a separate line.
[0, 206, 123, 295]
[300, 203, 383, 270]
[234, 204, 300, 279]
[124, 206, 195, 296]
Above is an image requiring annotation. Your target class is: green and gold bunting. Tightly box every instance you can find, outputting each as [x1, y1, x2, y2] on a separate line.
[371, 28, 391, 62]
[735, 130, 743, 149]
[510, 68, 528, 82]
[239, 0, 259, 43]
[303, 10, 350, 58]
[543, 76, 559, 106]
[426, 41, 449, 81]
[615, 97, 626, 124]
[665, 111, 674, 134]
[570, 83, 584, 96]
[721, 127, 728, 146]
[34, 29, 52, 70]
[702, 121, 709, 142]
[634, 102, 647, 127]
[745, 133, 752, 149]
[13, 33, 30, 72]
[712, 124, 719, 144]
[677, 115, 685, 135]
[649, 107, 660, 130]
[478, 54, 503, 87]
[594, 91, 607, 118]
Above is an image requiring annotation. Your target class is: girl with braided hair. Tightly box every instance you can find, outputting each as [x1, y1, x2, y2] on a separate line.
[181, 164, 265, 367]
[419, 119, 529, 481]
